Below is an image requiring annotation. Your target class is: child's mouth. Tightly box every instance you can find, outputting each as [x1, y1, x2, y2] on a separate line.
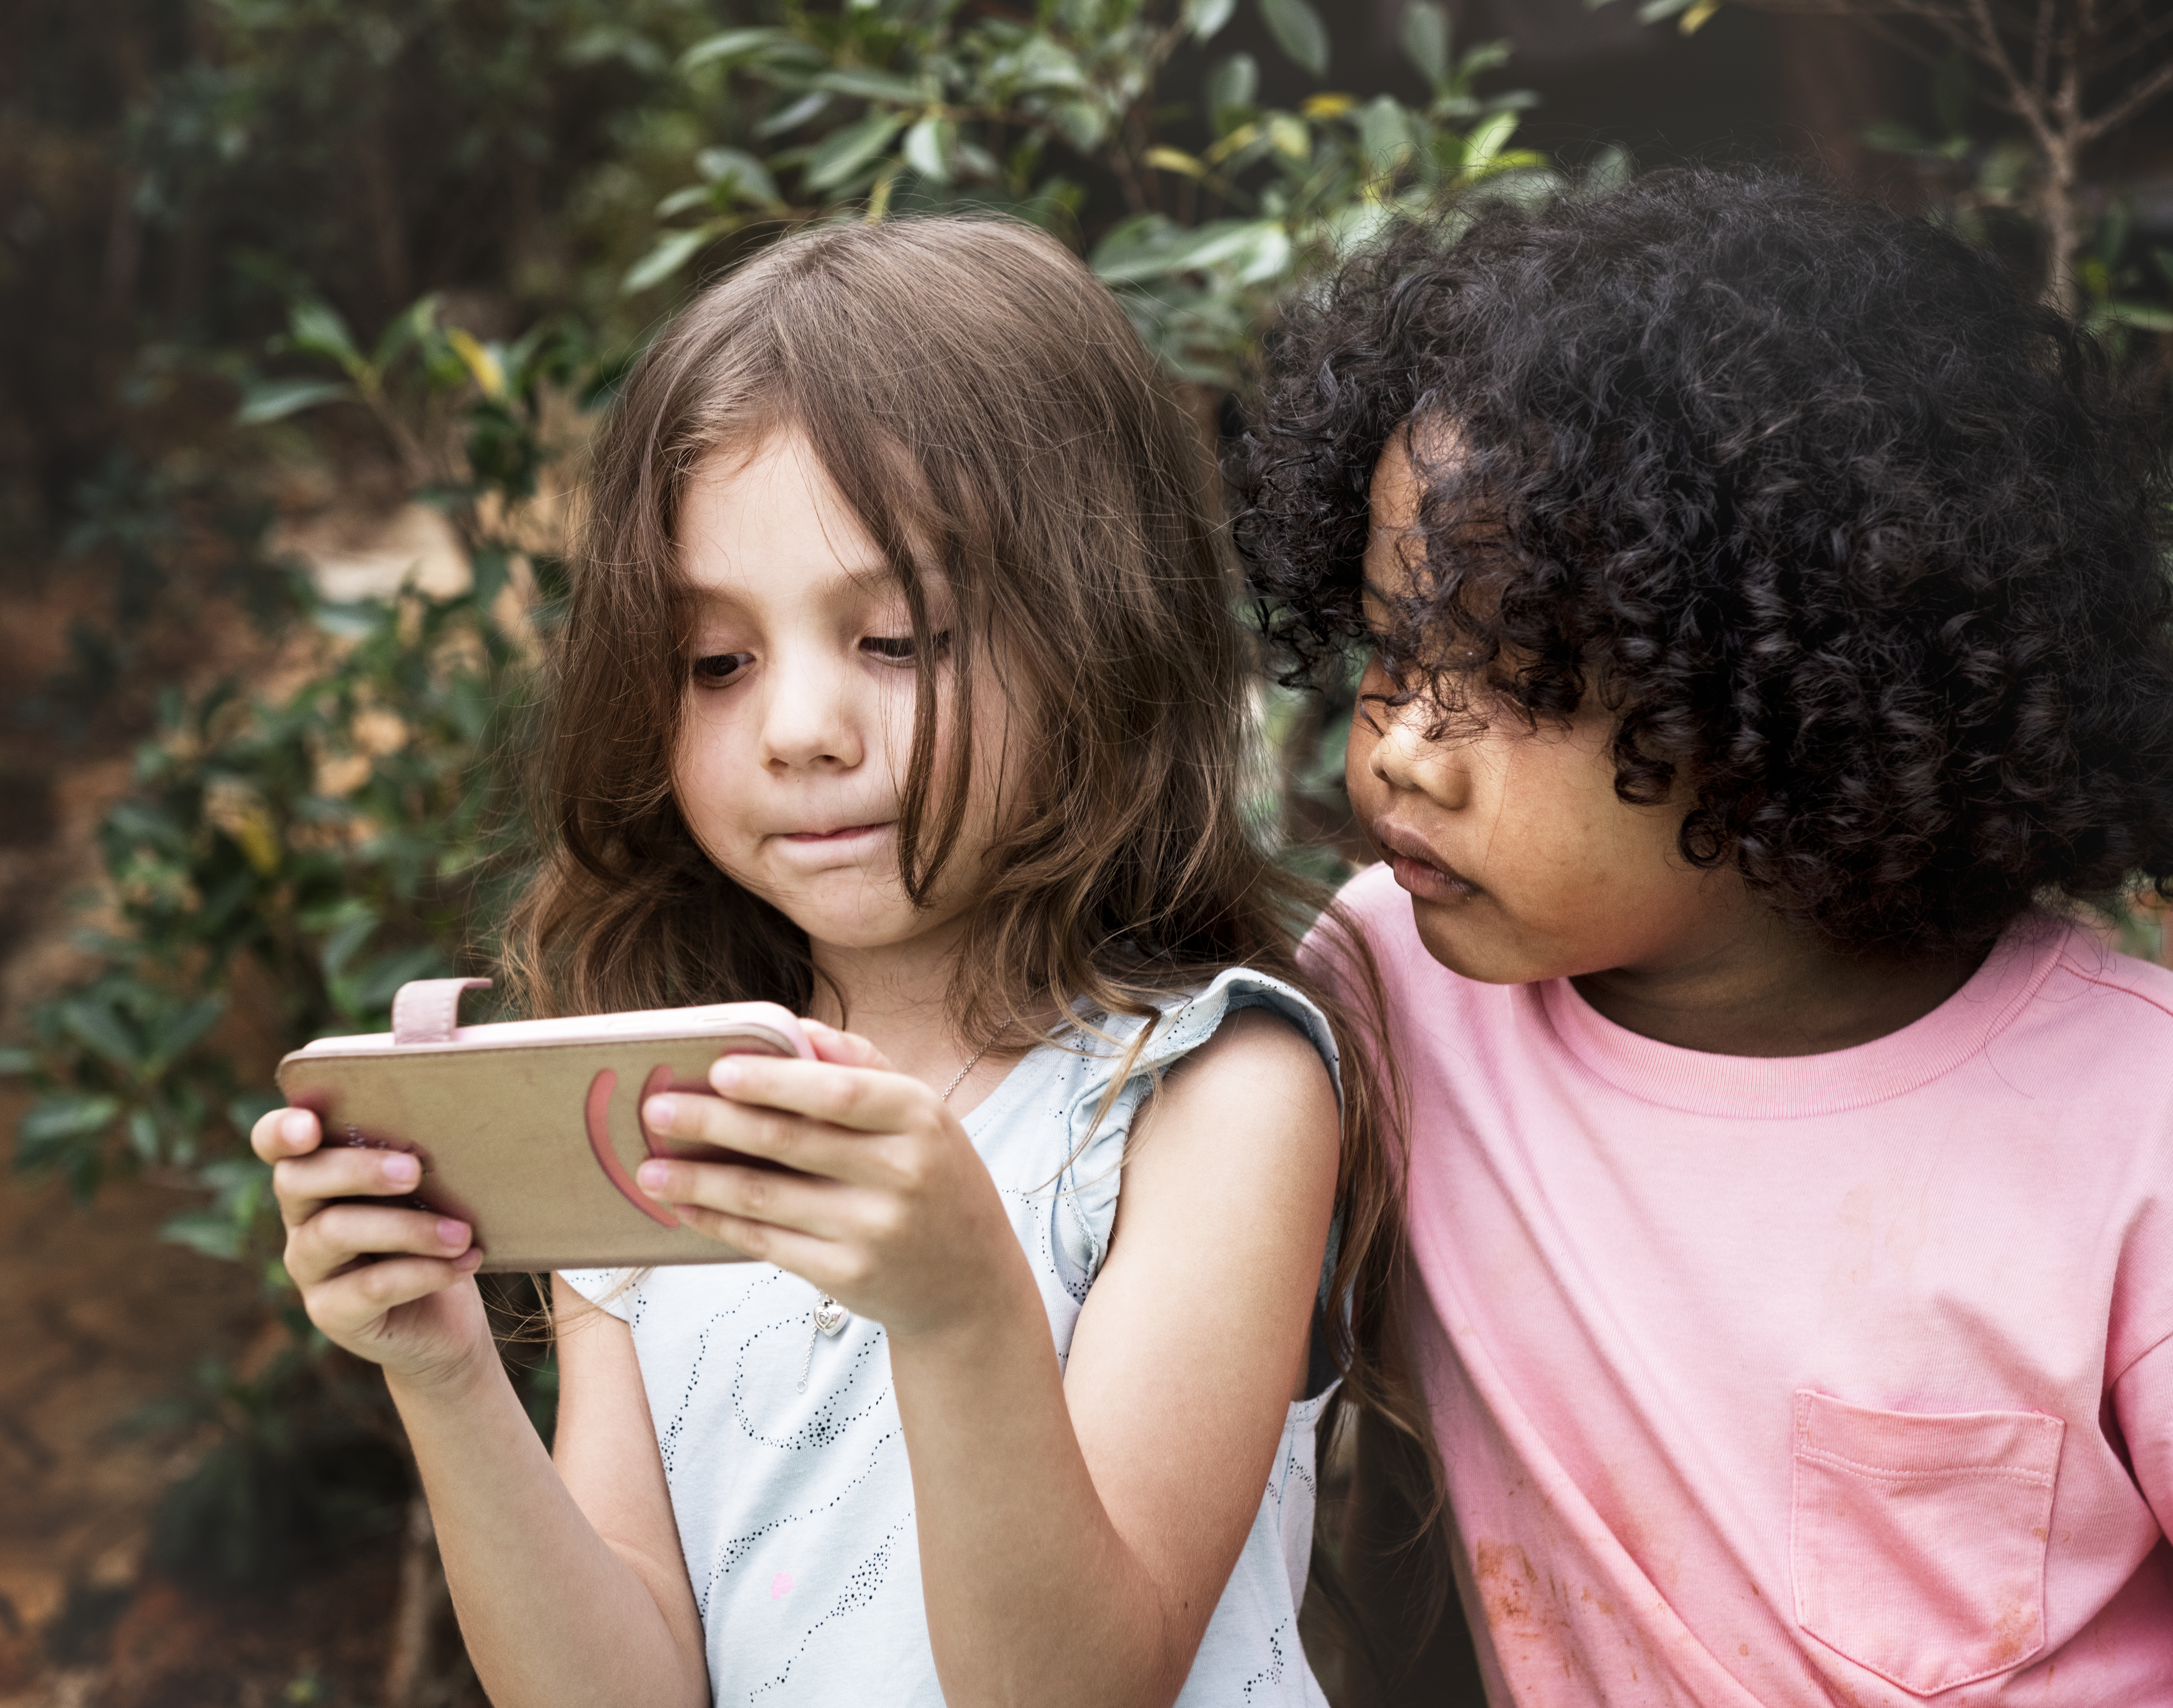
[1374, 823, 1480, 902]
[1386, 851, 1479, 902]
[781, 822, 891, 845]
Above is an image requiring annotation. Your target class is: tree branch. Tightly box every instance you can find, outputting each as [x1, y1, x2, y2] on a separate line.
[2079, 57, 2173, 141]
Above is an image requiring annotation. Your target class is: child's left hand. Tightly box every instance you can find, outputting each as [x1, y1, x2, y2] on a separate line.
[634, 1020, 1034, 1340]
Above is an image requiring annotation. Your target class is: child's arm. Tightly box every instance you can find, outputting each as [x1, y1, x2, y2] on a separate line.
[251, 1110, 710, 1708]
[637, 1007, 1337, 1708]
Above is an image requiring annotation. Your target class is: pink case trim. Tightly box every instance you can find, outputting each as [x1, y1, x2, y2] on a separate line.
[584, 1069, 680, 1228]
[392, 978, 493, 1045]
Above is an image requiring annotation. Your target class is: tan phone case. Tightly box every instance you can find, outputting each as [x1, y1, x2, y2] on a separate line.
[274, 978, 814, 1272]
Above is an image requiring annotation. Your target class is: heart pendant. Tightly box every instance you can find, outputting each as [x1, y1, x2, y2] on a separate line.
[813, 1296, 850, 1337]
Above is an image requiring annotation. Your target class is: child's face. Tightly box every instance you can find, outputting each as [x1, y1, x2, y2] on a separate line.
[671, 432, 1016, 962]
[1346, 440, 1741, 985]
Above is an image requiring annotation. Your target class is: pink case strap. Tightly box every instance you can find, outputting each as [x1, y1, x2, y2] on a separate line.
[391, 977, 493, 1045]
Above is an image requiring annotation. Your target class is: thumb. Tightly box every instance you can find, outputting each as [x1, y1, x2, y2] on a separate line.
[800, 1017, 893, 1071]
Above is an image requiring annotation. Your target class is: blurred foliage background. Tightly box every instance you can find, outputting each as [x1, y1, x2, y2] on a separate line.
[1, 1, 2169, 1702]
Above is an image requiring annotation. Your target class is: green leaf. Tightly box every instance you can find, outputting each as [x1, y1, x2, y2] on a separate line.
[621, 225, 719, 295]
[1259, 0, 1329, 77]
[20, 1092, 123, 1145]
[811, 68, 923, 104]
[1460, 110, 1519, 176]
[803, 111, 908, 191]
[903, 115, 955, 183]
[679, 27, 790, 72]
[286, 301, 362, 371]
[696, 147, 780, 205]
[371, 294, 441, 373]
[59, 998, 147, 1077]
[160, 1211, 247, 1263]
[1187, 0, 1238, 39]
[147, 995, 226, 1072]
[1360, 96, 1417, 174]
[1401, 2, 1449, 86]
[1206, 53, 1257, 121]
[236, 378, 353, 426]
[758, 91, 832, 138]
[126, 1106, 161, 1164]
[0, 1047, 36, 1077]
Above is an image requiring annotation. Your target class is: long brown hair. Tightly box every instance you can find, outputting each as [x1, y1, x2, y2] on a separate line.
[502, 214, 1438, 1658]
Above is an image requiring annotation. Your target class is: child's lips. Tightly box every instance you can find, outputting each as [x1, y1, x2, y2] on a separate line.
[779, 821, 891, 844]
[1373, 822, 1480, 902]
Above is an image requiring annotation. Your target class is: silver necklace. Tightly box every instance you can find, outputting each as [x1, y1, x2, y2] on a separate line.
[795, 1042, 990, 1393]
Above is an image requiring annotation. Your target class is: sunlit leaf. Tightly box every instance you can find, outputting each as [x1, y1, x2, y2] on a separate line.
[1186, 0, 1238, 39]
[444, 328, 505, 400]
[1144, 146, 1207, 178]
[287, 301, 361, 371]
[903, 115, 955, 183]
[679, 27, 791, 73]
[696, 147, 780, 205]
[804, 111, 907, 191]
[622, 225, 719, 294]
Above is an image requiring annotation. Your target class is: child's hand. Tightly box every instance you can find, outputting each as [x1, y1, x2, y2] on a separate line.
[634, 1022, 1035, 1341]
[250, 1106, 494, 1392]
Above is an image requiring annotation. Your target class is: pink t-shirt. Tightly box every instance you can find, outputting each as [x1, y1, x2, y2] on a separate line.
[1317, 863, 2173, 1706]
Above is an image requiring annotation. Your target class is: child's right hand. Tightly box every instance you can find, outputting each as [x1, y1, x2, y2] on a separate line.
[251, 1107, 493, 1393]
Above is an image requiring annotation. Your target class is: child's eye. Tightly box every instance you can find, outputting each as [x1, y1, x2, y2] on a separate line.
[860, 631, 949, 664]
[690, 651, 753, 688]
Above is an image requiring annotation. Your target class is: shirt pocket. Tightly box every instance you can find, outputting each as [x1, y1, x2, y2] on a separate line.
[1790, 1390, 2063, 1696]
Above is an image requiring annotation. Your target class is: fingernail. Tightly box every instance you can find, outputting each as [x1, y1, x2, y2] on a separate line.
[280, 1110, 313, 1145]
[384, 1154, 420, 1185]
[643, 1094, 676, 1128]
[637, 1161, 668, 1193]
[437, 1218, 470, 1250]
[711, 1060, 742, 1092]
[453, 1247, 483, 1272]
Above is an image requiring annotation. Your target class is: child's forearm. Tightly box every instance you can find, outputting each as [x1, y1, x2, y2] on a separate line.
[891, 1285, 1217, 1708]
[384, 1352, 710, 1708]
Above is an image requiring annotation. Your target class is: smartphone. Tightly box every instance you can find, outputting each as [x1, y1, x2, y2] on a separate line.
[274, 981, 815, 1272]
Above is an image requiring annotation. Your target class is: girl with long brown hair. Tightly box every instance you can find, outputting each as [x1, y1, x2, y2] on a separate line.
[251, 215, 1419, 1708]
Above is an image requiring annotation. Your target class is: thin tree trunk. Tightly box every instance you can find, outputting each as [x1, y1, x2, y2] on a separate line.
[383, 1491, 450, 1708]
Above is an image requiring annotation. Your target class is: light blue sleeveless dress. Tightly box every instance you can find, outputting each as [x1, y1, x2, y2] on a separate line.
[561, 968, 1337, 1706]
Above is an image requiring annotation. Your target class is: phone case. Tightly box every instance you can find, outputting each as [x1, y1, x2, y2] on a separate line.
[274, 978, 816, 1272]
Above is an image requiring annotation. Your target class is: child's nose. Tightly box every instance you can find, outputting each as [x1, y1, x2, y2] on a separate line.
[757, 653, 865, 772]
[1370, 699, 1465, 806]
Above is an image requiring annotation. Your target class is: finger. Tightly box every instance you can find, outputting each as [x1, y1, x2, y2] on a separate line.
[664, 1200, 859, 1291]
[287, 1202, 474, 1288]
[305, 1252, 482, 1338]
[253, 1105, 321, 1164]
[272, 1146, 426, 1230]
[634, 1155, 858, 1240]
[704, 1055, 931, 1135]
[798, 1020, 892, 1071]
[641, 1089, 865, 1179]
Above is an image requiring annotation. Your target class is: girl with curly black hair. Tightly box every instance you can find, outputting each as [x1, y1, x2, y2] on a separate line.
[1244, 169, 2173, 1704]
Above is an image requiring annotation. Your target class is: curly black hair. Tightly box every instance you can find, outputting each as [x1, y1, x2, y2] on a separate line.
[1236, 167, 2173, 957]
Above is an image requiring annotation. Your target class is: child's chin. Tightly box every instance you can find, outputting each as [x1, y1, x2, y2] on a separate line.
[1409, 905, 1553, 986]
